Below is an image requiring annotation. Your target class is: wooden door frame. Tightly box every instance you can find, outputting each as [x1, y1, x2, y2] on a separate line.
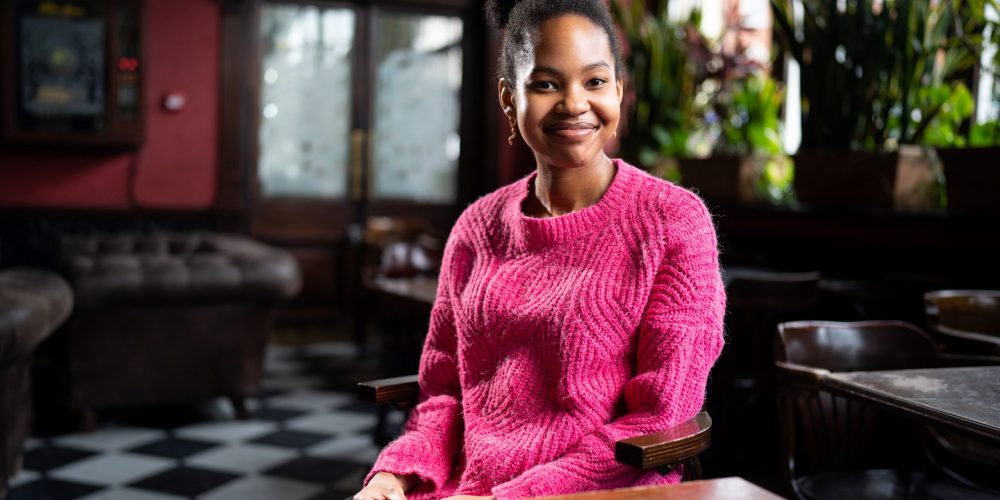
[217, 0, 492, 239]
[216, 0, 494, 324]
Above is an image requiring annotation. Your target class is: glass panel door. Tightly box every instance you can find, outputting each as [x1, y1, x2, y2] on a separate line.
[258, 4, 355, 199]
[370, 12, 463, 204]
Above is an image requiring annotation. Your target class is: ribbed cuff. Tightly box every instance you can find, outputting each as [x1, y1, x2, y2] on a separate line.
[365, 432, 451, 491]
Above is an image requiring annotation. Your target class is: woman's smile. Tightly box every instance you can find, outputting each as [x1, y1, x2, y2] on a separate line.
[543, 121, 599, 141]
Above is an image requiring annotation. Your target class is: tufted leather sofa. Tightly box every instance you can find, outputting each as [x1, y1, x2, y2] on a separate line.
[0, 268, 73, 485]
[60, 232, 300, 424]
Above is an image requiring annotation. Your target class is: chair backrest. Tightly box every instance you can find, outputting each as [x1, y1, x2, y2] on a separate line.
[726, 270, 821, 312]
[724, 270, 821, 391]
[774, 321, 942, 486]
[776, 320, 941, 371]
[924, 290, 1000, 338]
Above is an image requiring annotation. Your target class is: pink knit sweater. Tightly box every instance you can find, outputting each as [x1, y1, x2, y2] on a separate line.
[365, 159, 726, 499]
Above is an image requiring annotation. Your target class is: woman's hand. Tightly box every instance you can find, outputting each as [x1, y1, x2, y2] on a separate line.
[353, 472, 416, 500]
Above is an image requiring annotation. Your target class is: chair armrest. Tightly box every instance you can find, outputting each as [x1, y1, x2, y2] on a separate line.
[614, 411, 712, 471]
[357, 375, 419, 406]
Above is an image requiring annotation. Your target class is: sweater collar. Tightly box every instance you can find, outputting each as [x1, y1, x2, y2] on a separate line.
[503, 158, 636, 252]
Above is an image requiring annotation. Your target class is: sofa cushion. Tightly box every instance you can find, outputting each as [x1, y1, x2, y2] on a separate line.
[62, 232, 301, 310]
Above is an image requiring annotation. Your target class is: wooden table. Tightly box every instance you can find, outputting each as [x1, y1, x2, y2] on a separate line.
[364, 275, 438, 445]
[367, 275, 438, 306]
[538, 477, 781, 499]
[823, 365, 1000, 445]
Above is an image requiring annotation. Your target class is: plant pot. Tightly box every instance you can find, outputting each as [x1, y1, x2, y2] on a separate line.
[894, 145, 943, 213]
[934, 147, 1000, 213]
[792, 150, 898, 209]
[677, 156, 754, 204]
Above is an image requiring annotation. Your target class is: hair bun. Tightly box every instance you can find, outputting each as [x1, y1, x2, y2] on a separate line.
[484, 0, 521, 30]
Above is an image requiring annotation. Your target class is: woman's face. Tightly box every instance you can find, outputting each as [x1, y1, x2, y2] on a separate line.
[500, 14, 623, 169]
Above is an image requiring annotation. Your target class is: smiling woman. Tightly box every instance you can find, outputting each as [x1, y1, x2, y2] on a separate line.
[353, 1, 726, 499]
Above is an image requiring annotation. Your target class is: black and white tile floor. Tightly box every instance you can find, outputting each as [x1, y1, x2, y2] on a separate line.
[7, 343, 401, 500]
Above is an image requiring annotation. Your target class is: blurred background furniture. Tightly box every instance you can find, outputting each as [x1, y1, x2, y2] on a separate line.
[58, 232, 300, 427]
[358, 376, 714, 480]
[0, 267, 73, 490]
[359, 218, 442, 444]
[924, 290, 1000, 356]
[774, 320, 999, 500]
[722, 268, 821, 398]
[705, 268, 820, 489]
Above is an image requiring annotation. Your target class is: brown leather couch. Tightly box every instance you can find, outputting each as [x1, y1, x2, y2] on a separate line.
[0, 268, 73, 486]
[60, 232, 300, 425]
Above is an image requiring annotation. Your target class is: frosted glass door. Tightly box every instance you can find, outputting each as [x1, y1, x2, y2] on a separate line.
[371, 13, 463, 204]
[258, 4, 355, 199]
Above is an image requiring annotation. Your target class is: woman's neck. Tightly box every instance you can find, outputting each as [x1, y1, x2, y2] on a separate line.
[530, 154, 615, 217]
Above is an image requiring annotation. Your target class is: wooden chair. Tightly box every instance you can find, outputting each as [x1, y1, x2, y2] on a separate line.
[924, 290, 1000, 356]
[774, 320, 999, 500]
[724, 269, 821, 395]
[357, 376, 712, 479]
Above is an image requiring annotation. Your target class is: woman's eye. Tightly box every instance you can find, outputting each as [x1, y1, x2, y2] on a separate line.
[587, 78, 607, 87]
[532, 81, 557, 91]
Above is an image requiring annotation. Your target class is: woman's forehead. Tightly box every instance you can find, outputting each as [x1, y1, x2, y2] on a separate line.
[522, 15, 614, 74]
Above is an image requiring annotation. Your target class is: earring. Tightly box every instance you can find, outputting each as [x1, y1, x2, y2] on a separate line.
[508, 122, 518, 145]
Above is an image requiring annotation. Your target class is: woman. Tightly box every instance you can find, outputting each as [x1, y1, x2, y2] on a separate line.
[355, 1, 725, 498]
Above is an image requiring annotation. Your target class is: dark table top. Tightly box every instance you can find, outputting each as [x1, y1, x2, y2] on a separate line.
[823, 365, 1000, 444]
[367, 275, 438, 306]
[538, 477, 781, 499]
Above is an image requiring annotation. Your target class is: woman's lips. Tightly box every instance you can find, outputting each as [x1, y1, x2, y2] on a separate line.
[544, 123, 598, 140]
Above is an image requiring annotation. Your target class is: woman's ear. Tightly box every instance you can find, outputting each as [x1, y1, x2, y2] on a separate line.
[616, 75, 624, 105]
[498, 78, 515, 118]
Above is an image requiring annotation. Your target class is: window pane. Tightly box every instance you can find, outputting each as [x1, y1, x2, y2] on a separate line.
[371, 13, 463, 204]
[258, 4, 354, 199]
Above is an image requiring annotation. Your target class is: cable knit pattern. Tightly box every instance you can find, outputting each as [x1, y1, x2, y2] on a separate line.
[365, 159, 726, 499]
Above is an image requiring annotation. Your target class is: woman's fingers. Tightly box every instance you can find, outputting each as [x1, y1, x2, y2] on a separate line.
[353, 484, 406, 500]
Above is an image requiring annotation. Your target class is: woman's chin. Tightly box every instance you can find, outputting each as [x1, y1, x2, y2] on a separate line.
[538, 149, 605, 170]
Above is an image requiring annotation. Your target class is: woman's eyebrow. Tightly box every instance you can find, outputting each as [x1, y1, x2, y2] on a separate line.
[529, 62, 611, 77]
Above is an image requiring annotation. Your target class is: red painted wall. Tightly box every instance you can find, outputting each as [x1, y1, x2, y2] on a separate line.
[0, 0, 220, 210]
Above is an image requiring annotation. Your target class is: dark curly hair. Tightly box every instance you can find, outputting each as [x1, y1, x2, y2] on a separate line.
[484, 0, 624, 85]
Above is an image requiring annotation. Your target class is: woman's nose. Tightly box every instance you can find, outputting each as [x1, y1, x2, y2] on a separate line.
[558, 85, 589, 115]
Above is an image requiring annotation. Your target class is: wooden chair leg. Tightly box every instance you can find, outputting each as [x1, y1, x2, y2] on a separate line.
[230, 396, 250, 420]
[79, 407, 98, 432]
[683, 457, 702, 480]
[374, 405, 391, 447]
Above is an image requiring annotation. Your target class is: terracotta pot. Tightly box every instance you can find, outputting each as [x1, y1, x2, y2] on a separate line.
[677, 156, 755, 204]
[792, 150, 898, 209]
[935, 147, 1000, 213]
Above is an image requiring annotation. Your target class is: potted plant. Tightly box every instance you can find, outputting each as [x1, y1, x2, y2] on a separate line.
[932, 3, 1000, 213]
[677, 73, 792, 204]
[772, 0, 981, 209]
[694, 73, 792, 204]
[613, 1, 792, 204]
[611, 0, 697, 178]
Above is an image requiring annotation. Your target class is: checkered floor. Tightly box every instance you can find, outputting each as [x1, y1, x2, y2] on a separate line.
[7, 343, 402, 500]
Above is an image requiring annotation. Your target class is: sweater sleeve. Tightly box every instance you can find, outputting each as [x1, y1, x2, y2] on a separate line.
[364, 231, 466, 492]
[491, 193, 727, 499]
